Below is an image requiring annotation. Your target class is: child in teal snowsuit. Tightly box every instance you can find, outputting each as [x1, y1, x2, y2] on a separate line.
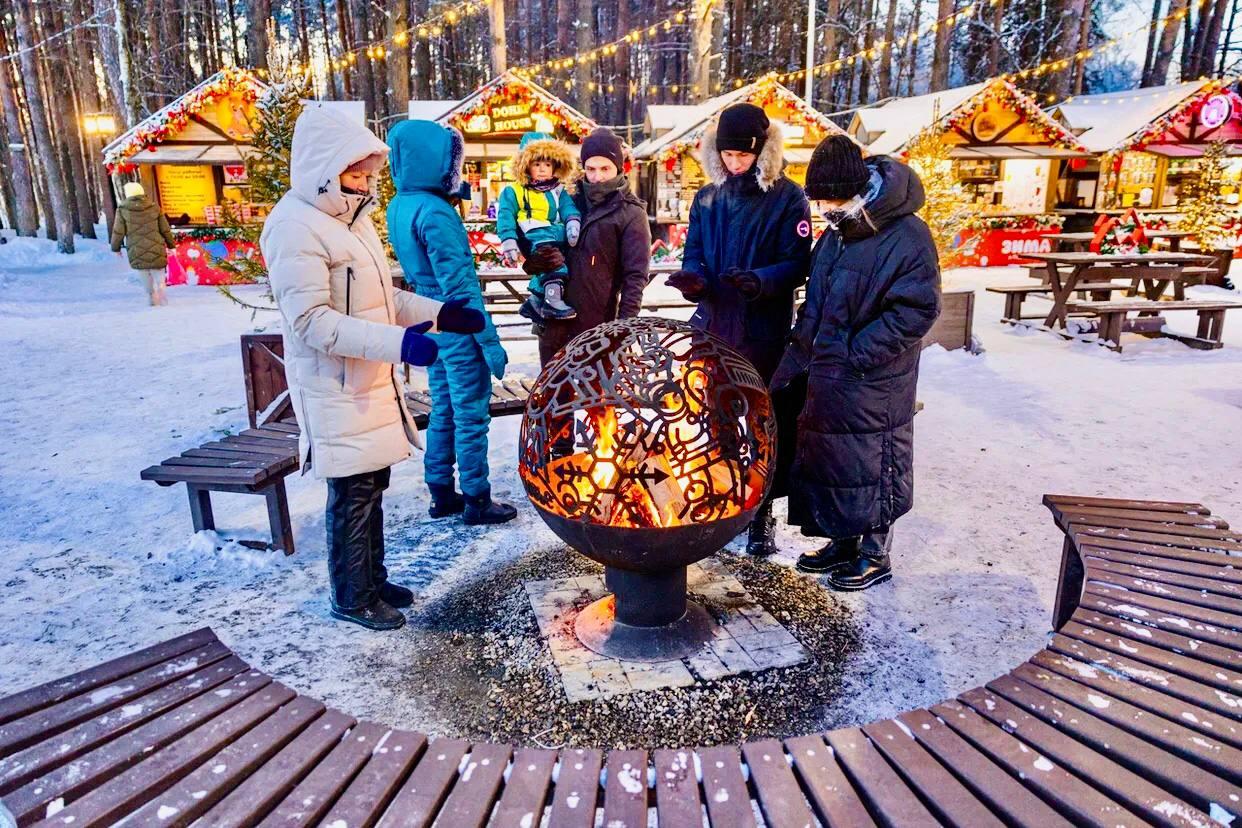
[496, 131, 581, 323]
[385, 119, 517, 526]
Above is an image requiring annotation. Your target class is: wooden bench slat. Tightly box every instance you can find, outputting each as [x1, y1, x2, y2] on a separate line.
[994, 671, 1242, 808]
[256, 422, 301, 435]
[1030, 650, 1242, 751]
[4, 671, 270, 824]
[240, 428, 300, 443]
[223, 434, 300, 451]
[195, 708, 356, 828]
[0, 628, 217, 727]
[29, 682, 296, 828]
[200, 441, 292, 459]
[741, 739, 817, 828]
[1048, 633, 1242, 721]
[1081, 544, 1242, 586]
[0, 641, 233, 757]
[122, 695, 325, 827]
[1072, 523, 1242, 554]
[959, 686, 1211, 826]
[696, 745, 755, 828]
[931, 700, 1149, 827]
[320, 728, 426, 828]
[1043, 495, 1211, 515]
[896, 709, 1072, 828]
[601, 749, 648, 828]
[1059, 619, 1242, 694]
[487, 748, 556, 828]
[1058, 505, 1228, 529]
[1070, 518, 1242, 544]
[1081, 585, 1242, 653]
[372, 736, 467, 828]
[259, 720, 389, 827]
[1071, 524, 1239, 553]
[783, 734, 875, 827]
[652, 748, 701, 828]
[1070, 607, 1242, 671]
[545, 747, 603, 828]
[181, 448, 295, 466]
[161, 456, 271, 470]
[1086, 566, 1242, 618]
[1083, 578, 1242, 633]
[823, 728, 945, 827]
[431, 741, 510, 828]
[1068, 299, 1242, 312]
[859, 719, 1002, 826]
[141, 465, 267, 487]
[0, 655, 249, 795]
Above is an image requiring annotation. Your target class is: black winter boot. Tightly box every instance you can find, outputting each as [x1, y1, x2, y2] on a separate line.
[464, 490, 518, 525]
[827, 531, 892, 590]
[330, 598, 406, 631]
[380, 582, 414, 608]
[428, 483, 465, 518]
[796, 536, 861, 573]
[745, 503, 776, 557]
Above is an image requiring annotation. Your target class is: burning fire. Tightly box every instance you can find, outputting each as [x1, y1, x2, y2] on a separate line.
[528, 359, 767, 529]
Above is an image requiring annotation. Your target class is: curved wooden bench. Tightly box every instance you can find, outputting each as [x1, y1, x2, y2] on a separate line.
[2, 494, 1239, 827]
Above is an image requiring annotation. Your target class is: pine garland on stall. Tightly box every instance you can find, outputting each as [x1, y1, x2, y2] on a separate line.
[215, 66, 310, 311]
[904, 109, 972, 262]
[1179, 141, 1232, 252]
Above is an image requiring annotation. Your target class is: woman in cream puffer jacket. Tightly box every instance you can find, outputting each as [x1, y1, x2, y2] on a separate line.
[261, 101, 451, 631]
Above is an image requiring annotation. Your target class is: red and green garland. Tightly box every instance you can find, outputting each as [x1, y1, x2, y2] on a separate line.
[1126, 79, 1239, 153]
[451, 75, 597, 140]
[104, 68, 262, 172]
[944, 79, 1086, 152]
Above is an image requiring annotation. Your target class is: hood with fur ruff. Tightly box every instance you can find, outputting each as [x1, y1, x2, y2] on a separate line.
[698, 119, 785, 191]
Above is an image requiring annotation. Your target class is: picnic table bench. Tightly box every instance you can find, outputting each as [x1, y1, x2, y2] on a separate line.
[4, 493, 1239, 826]
[1066, 297, 1242, 351]
[987, 281, 1133, 323]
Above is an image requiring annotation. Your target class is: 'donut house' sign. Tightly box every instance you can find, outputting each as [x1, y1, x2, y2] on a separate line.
[464, 102, 536, 137]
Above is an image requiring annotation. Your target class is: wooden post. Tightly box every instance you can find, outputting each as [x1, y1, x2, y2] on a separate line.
[1051, 536, 1083, 630]
[187, 486, 216, 533]
[265, 481, 296, 555]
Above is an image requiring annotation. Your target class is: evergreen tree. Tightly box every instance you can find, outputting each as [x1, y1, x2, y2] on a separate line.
[1179, 141, 1231, 251]
[904, 109, 973, 263]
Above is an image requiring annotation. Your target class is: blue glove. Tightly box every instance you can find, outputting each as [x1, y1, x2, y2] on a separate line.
[482, 338, 508, 380]
[401, 321, 438, 366]
[437, 297, 486, 334]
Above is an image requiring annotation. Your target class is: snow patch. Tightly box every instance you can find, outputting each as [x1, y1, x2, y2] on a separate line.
[1086, 694, 1110, 710]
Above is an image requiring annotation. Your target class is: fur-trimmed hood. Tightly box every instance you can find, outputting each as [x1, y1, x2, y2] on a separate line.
[698, 119, 786, 191]
[510, 136, 578, 185]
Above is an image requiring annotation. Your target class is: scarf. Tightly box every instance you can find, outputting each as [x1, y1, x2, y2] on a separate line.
[582, 174, 627, 205]
[527, 177, 560, 193]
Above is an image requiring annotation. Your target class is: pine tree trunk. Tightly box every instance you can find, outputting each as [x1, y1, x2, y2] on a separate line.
[225, 0, 242, 65]
[53, 0, 101, 237]
[689, 0, 713, 101]
[13, 0, 75, 252]
[987, 0, 1003, 75]
[1148, 0, 1187, 85]
[144, 0, 163, 106]
[112, 0, 142, 125]
[904, 0, 921, 95]
[0, 25, 38, 236]
[1071, 2, 1091, 94]
[557, 0, 573, 53]
[1193, 0, 1229, 76]
[1141, 0, 1162, 84]
[616, 0, 631, 123]
[336, 0, 354, 96]
[575, 0, 591, 110]
[317, 0, 336, 98]
[877, 0, 899, 97]
[249, 0, 271, 69]
[488, 0, 507, 75]
[1179, 0, 1197, 79]
[296, 0, 311, 65]
[387, 0, 410, 116]
[93, 0, 127, 123]
[1219, 0, 1239, 73]
[1052, 0, 1089, 98]
[930, 0, 954, 90]
[412, 0, 431, 98]
[348, 0, 376, 119]
[858, 0, 876, 101]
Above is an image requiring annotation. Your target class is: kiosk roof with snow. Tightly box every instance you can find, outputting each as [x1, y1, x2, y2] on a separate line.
[102, 68, 269, 172]
[1052, 78, 1242, 157]
[855, 78, 1088, 159]
[632, 76, 848, 164]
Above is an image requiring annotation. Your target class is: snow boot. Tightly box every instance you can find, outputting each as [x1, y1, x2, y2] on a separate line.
[428, 483, 465, 519]
[464, 491, 518, 525]
[330, 598, 406, 631]
[827, 531, 892, 590]
[796, 536, 861, 574]
[541, 281, 577, 320]
[379, 582, 414, 608]
[519, 294, 546, 324]
[745, 503, 777, 557]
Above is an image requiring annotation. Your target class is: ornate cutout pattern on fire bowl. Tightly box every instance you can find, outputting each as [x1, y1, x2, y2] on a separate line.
[519, 317, 776, 559]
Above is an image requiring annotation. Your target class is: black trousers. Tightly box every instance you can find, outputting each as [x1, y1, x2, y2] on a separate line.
[325, 467, 391, 610]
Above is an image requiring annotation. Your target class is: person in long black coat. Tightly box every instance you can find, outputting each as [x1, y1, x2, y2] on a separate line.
[770, 136, 941, 591]
[665, 103, 812, 557]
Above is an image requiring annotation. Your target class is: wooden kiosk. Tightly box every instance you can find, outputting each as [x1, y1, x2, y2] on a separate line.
[102, 69, 270, 286]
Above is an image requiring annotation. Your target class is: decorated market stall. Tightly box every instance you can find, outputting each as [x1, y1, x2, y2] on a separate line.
[1051, 79, 1242, 236]
[632, 75, 848, 241]
[852, 78, 1090, 266]
[102, 68, 270, 286]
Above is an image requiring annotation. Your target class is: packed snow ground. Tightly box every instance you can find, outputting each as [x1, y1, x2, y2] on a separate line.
[1, 233, 1240, 737]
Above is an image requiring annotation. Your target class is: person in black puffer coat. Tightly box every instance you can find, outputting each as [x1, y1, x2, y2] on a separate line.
[771, 135, 941, 591]
[665, 103, 812, 558]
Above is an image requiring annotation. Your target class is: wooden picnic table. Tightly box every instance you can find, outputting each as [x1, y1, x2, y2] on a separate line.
[1145, 229, 1193, 252]
[1047, 232, 1096, 253]
[1023, 251, 1215, 330]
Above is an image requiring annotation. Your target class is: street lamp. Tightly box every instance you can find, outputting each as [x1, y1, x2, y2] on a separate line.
[82, 113, 118, 138]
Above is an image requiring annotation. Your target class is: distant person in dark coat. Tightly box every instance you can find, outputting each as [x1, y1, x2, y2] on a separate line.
[525, 128, 652, 365]
[771, 135, 941, 591]
[664, 102, 812, 558]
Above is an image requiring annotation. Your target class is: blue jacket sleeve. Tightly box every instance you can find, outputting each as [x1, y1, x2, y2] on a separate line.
[415, 204, 502, 350]
[495, 186, 519, 243]
[680, 190, 709, 279]
[847, 254, 941, 372]
[558, 187, 581, 224]
[752, 191, 812, 300]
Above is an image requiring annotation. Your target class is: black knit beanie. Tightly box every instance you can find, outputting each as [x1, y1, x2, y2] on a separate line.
[716, 103, 770, 153]
[805, 134, 870, 200]
[579, 127, 625, 171]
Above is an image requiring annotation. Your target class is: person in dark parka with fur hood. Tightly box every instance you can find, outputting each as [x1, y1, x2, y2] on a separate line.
[665, 102, 812, 558]
[771, 135, 941, 591]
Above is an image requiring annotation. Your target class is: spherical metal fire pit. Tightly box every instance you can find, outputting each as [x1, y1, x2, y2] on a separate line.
[519, 317, 776, 661]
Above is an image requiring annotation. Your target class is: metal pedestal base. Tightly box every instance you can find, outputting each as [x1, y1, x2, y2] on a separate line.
[573, 566, 715, 662]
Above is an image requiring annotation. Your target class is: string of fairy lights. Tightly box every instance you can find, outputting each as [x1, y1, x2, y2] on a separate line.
[295, 0, 1218, 102]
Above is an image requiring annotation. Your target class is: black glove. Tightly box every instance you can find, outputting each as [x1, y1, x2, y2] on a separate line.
[522, 245, 565, 275]
[436, 297, 485, 334]
[400, 321, 438, 366]
[722, 268, 761, 300]
[665, 269, 708, 301]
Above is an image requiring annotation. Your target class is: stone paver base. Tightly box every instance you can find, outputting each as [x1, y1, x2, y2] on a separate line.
[525, 558, 808, 702]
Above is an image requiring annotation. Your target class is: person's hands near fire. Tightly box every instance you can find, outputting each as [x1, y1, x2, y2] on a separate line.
[665, 269, 708, 301]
